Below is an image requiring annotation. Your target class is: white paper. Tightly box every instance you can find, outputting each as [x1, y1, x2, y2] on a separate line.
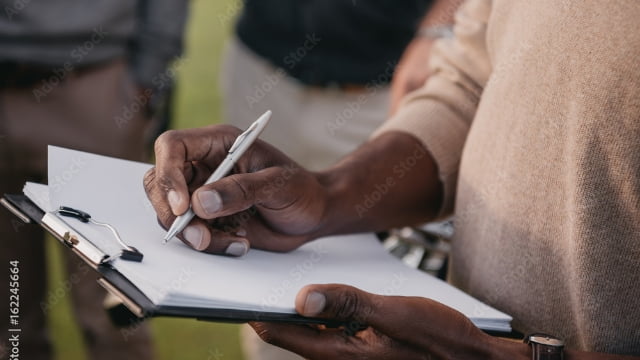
[33, 146, 511, 332]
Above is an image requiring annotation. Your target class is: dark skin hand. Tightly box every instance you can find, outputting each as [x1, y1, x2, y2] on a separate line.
[143, 125, 442, 255]
[144, 124, 639, 359]
[251, 284, 521, 360]
[143, 124, 327, 254]
[251, 284, 640, 360]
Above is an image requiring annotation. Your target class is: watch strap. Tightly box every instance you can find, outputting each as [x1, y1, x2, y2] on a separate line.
[525, 333, 565, 360]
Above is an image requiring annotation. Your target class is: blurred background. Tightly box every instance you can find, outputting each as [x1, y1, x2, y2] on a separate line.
[46, 0, 244, 358]
[0, 0, 453, 353]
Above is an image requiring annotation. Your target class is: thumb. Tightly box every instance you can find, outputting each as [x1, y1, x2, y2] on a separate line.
[191, 166, 298, 219]
[295, 284, 379, 325]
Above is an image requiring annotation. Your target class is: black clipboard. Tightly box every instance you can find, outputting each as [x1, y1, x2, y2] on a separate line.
[0, 193, 336, 327]
[2, 193, 521, 338]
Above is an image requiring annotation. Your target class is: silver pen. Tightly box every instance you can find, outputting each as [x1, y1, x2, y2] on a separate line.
[163, 110, 273, 243]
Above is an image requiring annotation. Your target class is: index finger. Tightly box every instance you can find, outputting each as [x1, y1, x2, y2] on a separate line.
[249, 322, 421, 360]
[152, 126, 240, 215]
[249, 322, 348, 359]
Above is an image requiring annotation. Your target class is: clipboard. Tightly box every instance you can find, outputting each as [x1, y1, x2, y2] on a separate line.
[1, 191, 521, 338]
[0, 193, 332, 326]
[0, 146, 516, 337]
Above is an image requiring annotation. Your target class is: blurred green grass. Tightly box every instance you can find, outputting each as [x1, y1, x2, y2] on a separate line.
[48, 0, 246, 359]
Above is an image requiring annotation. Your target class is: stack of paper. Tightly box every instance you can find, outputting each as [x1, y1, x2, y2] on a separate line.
[24, 146, 512, 332]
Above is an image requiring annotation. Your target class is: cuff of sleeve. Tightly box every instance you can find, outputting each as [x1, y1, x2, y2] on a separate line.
[372, 84, 471, 216]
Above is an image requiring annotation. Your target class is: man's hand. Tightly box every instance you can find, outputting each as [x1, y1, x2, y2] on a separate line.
[143, 124, 328, 256]
[250, 284, 528, 360]
[145, 124, 443, 256]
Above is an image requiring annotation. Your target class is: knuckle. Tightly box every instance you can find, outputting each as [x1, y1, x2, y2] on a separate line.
[157, 173, 175, 193]
[155, 211, 173, 229]
[143, 167, 156, 192]
[154, 129, 181, 152]
[230, 177, 253, 204]
[252, 324, 278, 346]
[213, 123, 241, 133]
[332, 289, 361, 320]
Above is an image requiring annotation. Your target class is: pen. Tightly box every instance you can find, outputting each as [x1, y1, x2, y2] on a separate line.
[163, 110, 273, 243]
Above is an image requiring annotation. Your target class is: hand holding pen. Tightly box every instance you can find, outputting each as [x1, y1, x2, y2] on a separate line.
[143, 111, 328, 256]
[164, 110, 273, 243]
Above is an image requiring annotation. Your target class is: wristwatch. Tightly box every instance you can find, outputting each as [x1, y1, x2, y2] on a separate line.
[524, 333, 565, 360]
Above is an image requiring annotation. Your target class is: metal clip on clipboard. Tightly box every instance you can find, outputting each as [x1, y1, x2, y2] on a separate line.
[46, 206, 143, 266]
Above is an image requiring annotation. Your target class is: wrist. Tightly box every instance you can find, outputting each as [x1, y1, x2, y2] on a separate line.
[311, 167, 352, 239]
[310, 132, 443, 238]
[485, 336, 531, 360]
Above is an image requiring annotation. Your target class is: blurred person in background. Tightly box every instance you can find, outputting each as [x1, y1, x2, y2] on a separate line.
[220, 1, 462, 359]
[222, 0, 462, 171]
[144, 0, 640, 357]
[0, 1, 187, 359]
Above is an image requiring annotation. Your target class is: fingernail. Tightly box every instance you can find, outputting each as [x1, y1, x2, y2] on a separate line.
[302, 292, 326, 316]
[197, 190, 222, 215]
[183, 226, 204, 250]
[225, 242, 248, 257]
[235, 228, 247, 237]
[168, 190, 181, 214]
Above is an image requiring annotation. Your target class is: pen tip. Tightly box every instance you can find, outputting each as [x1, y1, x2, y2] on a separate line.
[260, 110, 272, 120]
[162, 234, 172, 244]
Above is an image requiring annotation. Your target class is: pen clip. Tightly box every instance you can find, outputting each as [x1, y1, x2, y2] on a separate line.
[228, 115, 264, 153]
[228, 130, 250, 154]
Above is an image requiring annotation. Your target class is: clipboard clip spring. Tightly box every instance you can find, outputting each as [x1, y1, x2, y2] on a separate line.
[57, 206, 143, 262]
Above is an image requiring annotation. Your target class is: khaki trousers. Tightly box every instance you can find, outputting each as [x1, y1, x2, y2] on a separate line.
[0, 60, 154, 360]
[221, 38, 390, 360]
[221, 38, 391, 171]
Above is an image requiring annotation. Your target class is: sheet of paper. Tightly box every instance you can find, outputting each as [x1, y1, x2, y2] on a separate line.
[40, 146, 511, 331]
[23, 182, 52, 212]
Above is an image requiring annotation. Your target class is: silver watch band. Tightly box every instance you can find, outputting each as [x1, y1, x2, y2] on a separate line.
[525, 333, 565, 360]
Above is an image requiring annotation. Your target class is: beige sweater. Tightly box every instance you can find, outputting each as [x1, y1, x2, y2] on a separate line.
[375, 0, 640, 354]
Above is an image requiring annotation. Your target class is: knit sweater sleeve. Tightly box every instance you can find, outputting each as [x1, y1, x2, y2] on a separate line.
[372, 0, 492, 216]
